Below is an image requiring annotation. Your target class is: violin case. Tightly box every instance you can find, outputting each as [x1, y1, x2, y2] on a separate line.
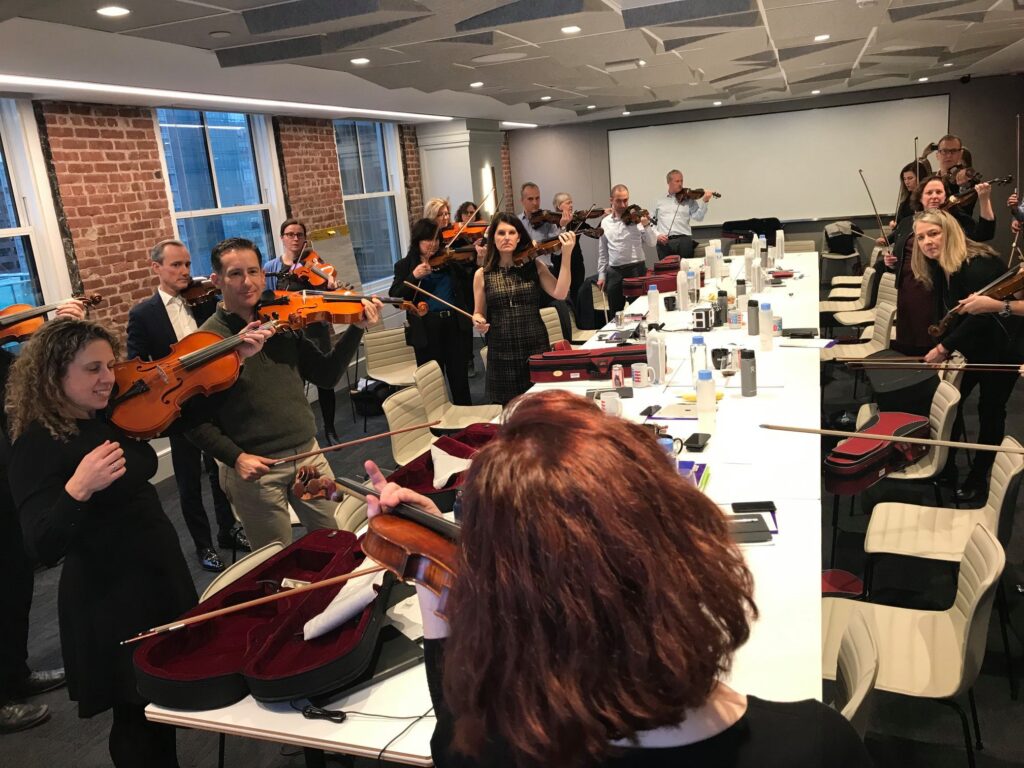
[824, 412, 929, 494]
[623, 271, 680, 299]
[529, 346, 649, 383]
[133, 529, 395, 710]
[653, 255, 681, 273]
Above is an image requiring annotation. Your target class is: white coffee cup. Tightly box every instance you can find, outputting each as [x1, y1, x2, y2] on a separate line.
[631, 364, 655, 388]
[599, 391, 623, 417]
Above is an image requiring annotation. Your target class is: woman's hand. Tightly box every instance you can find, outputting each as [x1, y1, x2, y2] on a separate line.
[65, 440, 126, 501]
[355, 298, 383, 329]
[412, 262, 432, 280]
[55, 299, 87, 321]
[237, 320, 273, 360]
[923, 344, 949, 364]
[957, 293, 1004, 315]
[472, 312, 490, 334]
[976, 181, 991, 202]
[363, 460, 443, 519]
[875, 236, 888, 246]
[558, 230, 576, 251]
[883, 250, 897, 269]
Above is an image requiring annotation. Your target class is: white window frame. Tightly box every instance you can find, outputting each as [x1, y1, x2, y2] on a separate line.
[0, 99, 73, 301]
[153, 110, 285, 263]
[335, 121, 409, 293]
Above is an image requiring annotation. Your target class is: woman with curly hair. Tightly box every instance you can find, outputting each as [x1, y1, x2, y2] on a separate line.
[363, 390, 870, 768]
[4, 319, 263, 767]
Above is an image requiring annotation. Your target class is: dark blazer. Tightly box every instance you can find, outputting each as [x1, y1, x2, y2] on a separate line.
[126, 291, 216, 362]
[934, 255, 1022, 362]
[390, 256, 472, 349]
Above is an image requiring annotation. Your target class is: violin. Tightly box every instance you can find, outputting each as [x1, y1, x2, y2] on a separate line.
[928, 264, 1024, 338]
[428, 246, 478, 269]
[258, 289, 427, 324]
[441, 223, 487, 242]
[528, 209, 604, 227]
[675, 188, 721, 203]
[290, 241, 338, 288]
[109, 319, 278, 439]
[619, 204, 650, 226]
[0, 294, 103, 345]
[180, 278, 219, 308]
[940, 174, 1013, 211]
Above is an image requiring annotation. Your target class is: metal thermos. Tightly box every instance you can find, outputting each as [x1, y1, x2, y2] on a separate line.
[747, 299, 759, 336]
[715, 290, 728, 327]
[740, 349, 757, 397]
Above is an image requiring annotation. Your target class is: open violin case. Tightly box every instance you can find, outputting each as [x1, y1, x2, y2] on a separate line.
[623, 256, 682, 298]
[824, 412, 929, 494]
[529, 346, 649, 383]
[133, 528, 395, 710]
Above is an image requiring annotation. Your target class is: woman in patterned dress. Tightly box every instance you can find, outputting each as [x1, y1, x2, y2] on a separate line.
[472, 213, 575, 404]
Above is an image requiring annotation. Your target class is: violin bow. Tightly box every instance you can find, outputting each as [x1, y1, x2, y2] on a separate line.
[1012, 114, 1023, 267]
[270, 421, 441, 466]
[443, 186, 496, 250]
[761, 423, 1024, 454]
[858, 169, 890, 241]
[121, 563, 388, 645]
[845, 360, 1021, 373]
[402, 281, 476, 321]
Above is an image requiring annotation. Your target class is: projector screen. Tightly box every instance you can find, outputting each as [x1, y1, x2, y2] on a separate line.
[607, 95, 949, 226]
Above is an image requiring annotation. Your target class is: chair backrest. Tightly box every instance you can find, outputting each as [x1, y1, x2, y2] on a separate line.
[875, 272, 896, 308]
[334, 494, 368, 532]
[363, 327, 416, 373]
[982, 436, 1024, 542]
[381, 385, 435, 465]
[940, 353, 966, 388]
[480, 345, 488, 370]
[869, 300, 895, 347]
[786, 238, 817, 253]
[914, 380, 962, 474]
[852, 266, 877, 306]
[833, 611, 879, 737]
[199, 542, 285, 602]
[591, 283, 610, 311]
[951, 524, 1006, 694]
[539, 306, 564, 345]
[414, 360, 452, 422]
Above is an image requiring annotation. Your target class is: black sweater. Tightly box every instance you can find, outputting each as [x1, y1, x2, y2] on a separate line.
[423, 640, 872, 768]
[932, 255, 1022, 362]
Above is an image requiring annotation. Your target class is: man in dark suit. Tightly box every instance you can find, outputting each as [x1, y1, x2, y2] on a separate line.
[127, 239, 248, 572]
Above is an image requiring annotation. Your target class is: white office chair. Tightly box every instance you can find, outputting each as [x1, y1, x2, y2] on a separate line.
[539, 306, 564, 346]
[364, 327, 418, 387]
[834, 273, 895, 328]
[820, 267, 876, 314]
[826, 610, 878, 738]
[334, 494, 368, 532]
[823, 524, 1005, 768]
[785, 238, 816, 252]
[479, 345, 488, 370]
[820, 298, 895, 362]
[414, 361, 501, 430]
[200, 542, 285, 602]
[381, 385, 437, 466]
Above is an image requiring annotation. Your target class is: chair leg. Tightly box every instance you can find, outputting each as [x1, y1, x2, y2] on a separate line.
[218, 733, 226, 768]
[862, 554, 875, 598]
[935, 698, 976, 768]
[996, 582, 1019, 701]
[830, 495, 840, 569]
[967, 688, 983, 751]
[933, 480, 943, 507]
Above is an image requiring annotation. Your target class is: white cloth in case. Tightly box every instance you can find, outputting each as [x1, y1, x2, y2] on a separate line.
[431, 443, 473, 489]
[302, 568, 386, 641]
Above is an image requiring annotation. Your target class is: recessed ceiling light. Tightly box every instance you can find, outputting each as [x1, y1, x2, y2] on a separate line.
[918, 76, 929, 82]
[470, 81, 484, 88]
[713, 101, 722, 106]
[540, 95, 552, 101]
[811, 89, 821, 95]
[208, 30, 231, 39]
[814, 34, 830, 42]
[943, 62, 953, 67]
[622, 111, 631, 116]
[501, 121, 538, 129]
[638, 60, 647, 67]
[97, 5, 130, 16]
[350, 57, 370, 65]
[586, 105, 597, 110]
[561, 25, 581, 34]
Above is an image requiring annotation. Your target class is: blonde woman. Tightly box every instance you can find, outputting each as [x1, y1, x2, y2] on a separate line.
[915, 209, 1021, 501]
[424, 197, 451, 230]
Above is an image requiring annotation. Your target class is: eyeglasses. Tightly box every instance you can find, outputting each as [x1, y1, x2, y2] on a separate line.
[936, 147, 962, 155]
[282, 232, 305, 239]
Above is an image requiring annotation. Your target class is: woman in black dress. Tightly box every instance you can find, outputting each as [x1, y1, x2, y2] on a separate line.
[392, 218, 473, 405]
[4, 319, 261, 766]
[471, 213, 575, 405]
[361, 390, 871, 768]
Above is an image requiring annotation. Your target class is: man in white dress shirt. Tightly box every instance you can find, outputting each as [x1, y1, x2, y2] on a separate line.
[652, 170, 714, 259]
[597, 184, 656, 290]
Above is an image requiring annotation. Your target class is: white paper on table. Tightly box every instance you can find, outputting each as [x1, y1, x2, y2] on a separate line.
[303, 569, 386, 640]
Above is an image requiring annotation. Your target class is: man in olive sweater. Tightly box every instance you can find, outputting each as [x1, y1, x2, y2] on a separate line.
[185, 237, 381, 549]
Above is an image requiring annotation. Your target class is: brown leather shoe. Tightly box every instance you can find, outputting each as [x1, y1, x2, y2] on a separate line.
[16, 668, 66, 697]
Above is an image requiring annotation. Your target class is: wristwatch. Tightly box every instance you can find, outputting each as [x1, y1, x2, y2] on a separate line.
[1000, 299, 1013, 318]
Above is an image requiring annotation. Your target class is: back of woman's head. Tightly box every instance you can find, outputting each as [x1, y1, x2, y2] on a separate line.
[444, 390, 757, 767]
[5, 318, 120, 441]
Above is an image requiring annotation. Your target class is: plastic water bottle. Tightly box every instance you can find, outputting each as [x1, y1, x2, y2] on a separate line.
[690, 335, 708, 380]
[647, 327, 667, 384]
[647, 284, 660, 325]
[751, 257, 764, 293]
[759, 302, 773, 351]
[696, 370, 716, 431]
[676, 269, 690, 310]
[686, 270, 698, 304]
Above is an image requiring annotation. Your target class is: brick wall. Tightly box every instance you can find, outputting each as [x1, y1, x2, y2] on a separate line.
[500, 131, 515, 213]
[274, 117, 347, 231]
[398, 124, 423, 225]
[37, 102, 173, 330]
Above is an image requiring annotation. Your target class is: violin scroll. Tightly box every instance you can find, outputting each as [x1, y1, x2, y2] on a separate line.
[620, 204, 650, 226]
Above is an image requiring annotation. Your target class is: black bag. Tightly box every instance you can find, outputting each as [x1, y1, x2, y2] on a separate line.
[824, 221, 863, 255]
[350, 380, 393, 418]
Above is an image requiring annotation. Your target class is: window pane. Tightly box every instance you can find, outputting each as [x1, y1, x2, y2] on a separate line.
[0, 236, 42, 307]
[333, 121, 364, 195]
[206, 112, 262, 207]
[0, 138, 20, 229]
[177, 211, 274, 277]
[356, 122, 389, 194]
[158, 108, 216, 212]
[346, 197, 400, 283]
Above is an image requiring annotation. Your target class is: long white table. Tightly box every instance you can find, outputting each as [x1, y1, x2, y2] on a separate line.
[147, 252, 824, 764]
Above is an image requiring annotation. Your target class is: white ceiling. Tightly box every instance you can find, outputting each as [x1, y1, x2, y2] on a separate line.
[0, 0, 1022, 123]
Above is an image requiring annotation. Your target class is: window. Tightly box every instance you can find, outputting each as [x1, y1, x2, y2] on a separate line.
[333, 121, 403, 283]
[0, 126, 43, 308]
[157, 108, 274, 275]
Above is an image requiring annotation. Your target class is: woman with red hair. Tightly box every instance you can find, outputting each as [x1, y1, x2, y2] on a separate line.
[365, 390, 869, 768]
